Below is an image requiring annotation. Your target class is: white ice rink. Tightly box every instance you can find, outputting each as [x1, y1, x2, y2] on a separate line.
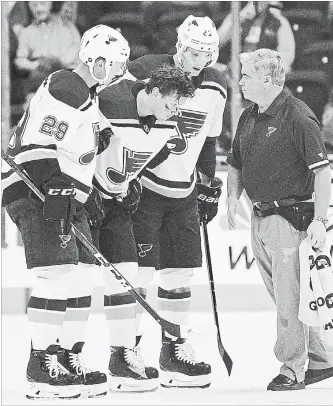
[2, 311, 333, 406]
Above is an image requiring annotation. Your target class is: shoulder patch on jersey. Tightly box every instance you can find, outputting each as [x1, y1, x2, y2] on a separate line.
[99, 79, 138, 119]
[128, 54, 172, 80]
[48, 70, 90, 109]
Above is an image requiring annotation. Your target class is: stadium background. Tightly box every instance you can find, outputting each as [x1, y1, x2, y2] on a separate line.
[1, 1, 333, 314]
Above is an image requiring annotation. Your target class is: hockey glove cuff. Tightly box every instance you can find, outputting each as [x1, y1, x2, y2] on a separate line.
[117, 178, 142, 215]
[42, 178, 76, 235]
[197, 176, 223, 224]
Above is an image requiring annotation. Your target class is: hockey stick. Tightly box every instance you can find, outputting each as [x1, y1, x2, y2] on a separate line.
[201, 219, 233, 376]
[1, 149, 184, 339]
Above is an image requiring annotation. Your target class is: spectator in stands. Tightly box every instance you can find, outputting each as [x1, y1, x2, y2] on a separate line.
[322, 88, 333, 154]
[218, 1, 295, 73]
[14, 1, 81, 106]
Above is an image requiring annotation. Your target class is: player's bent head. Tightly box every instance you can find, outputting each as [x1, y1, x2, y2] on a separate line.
[146, 64, 195, 100]
[240, 49, 285, 87]
[144, 65, 195, 120]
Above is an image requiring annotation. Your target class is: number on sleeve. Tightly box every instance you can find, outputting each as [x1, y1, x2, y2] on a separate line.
[39, 115, 69, 141]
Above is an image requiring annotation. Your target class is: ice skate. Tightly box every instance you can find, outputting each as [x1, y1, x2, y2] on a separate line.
[159, 337, 211, 388]
[58, 342, 108, 398]
[26, 344, 81, 399]
[108, 345, 159, 392]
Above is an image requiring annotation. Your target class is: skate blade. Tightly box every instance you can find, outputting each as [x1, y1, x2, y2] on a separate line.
[109, 375, 159, 392]
[160, 371, 211, 388]
[26, 381, 81, 399]
[80, 382, 108, 398]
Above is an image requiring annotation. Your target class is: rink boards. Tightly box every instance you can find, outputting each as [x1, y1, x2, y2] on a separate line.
[2, 169, 333, 314]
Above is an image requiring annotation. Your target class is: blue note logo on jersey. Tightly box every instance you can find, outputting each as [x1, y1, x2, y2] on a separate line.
[106, 147, 152, 184]
[168, 109, 207, 154]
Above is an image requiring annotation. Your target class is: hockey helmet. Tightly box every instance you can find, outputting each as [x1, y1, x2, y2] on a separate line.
[79, 24, 130, 84]
[176, 15, 219, 67]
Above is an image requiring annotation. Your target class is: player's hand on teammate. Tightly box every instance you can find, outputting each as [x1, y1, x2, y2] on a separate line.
[227, 196, 239, 230]
[117, 178, 142, 215]
[42, 178, 76, 235]
[307, 219, 327, 249]
[197, 175, 223, 224]
[85, 187, 105, 228]
[97, 128, 113, 155]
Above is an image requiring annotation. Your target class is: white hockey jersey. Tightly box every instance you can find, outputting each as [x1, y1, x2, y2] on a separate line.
[128, 54, 228, 198]
[2, 70, 101, 206]
[94, 80, 178, 198]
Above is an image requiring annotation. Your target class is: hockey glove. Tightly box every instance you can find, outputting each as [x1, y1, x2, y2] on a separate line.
[116, 178, 142, 215]
[85, 187, 105, 228]
[197, 176, 223, 224]
[42, 178, 76, 235]
[97, 127, 113, 155]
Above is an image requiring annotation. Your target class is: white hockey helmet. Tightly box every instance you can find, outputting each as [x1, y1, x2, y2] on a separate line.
[176, 15, 219, 67]
[79, 24, 130, 84]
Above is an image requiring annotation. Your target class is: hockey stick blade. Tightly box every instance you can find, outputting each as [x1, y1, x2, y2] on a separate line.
[201, 220, 233, 375]
[1, 149, 182, 339]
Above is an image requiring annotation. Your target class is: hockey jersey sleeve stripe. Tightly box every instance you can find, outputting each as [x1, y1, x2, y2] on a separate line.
[6, 145, 57, 166]
[308, 160, 330, 170]
[200, 82, 227, 99]
[142, 169, 195, 188]
[78, 97, 93, 111]
[2, 171, 22, 188]
[80, 101, 93, 111]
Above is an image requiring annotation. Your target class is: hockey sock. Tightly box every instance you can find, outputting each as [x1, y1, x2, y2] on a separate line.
[158, 268, 193, 327]
[134, 267, 155, 336]
[60, 295, 92, 350]
[157, 286, 191, 326]
[58, 263, 96, 350]
[103, 263, 137, 348]
[28, 265, 75, 350]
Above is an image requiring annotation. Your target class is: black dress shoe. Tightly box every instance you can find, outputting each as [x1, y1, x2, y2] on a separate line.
[305, 367, 333, 385]
[267, 374, 305, 391]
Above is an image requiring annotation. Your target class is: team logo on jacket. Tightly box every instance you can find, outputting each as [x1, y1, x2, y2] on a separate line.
[137, 243, 153, 257]
[168, 109, 207, 154]
[106, 147, 152, 184]
[266, 126, 277, 137]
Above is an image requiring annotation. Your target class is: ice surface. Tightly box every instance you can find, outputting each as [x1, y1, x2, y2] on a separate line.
[2, 311, 333, 405]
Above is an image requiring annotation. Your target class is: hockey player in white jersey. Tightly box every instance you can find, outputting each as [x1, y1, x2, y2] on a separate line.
[2, 25, 130, 399]
[126, 16, 227, 388]
[86, 64, 195, 392]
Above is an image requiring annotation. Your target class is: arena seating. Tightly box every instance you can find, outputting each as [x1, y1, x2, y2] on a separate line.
[97, 11, 148, 60]
[285, 70, 331, 122]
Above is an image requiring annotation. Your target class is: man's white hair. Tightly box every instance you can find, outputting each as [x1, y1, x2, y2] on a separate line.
[240, 49, 285, 87]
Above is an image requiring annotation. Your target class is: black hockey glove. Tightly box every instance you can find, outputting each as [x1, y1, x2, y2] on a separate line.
[97, 127, 113, 155]
[116, 178, 142, 215]
[42, 178, 76, 235]
[197, 176, 223, 224]
[85, 187, 105, 228]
